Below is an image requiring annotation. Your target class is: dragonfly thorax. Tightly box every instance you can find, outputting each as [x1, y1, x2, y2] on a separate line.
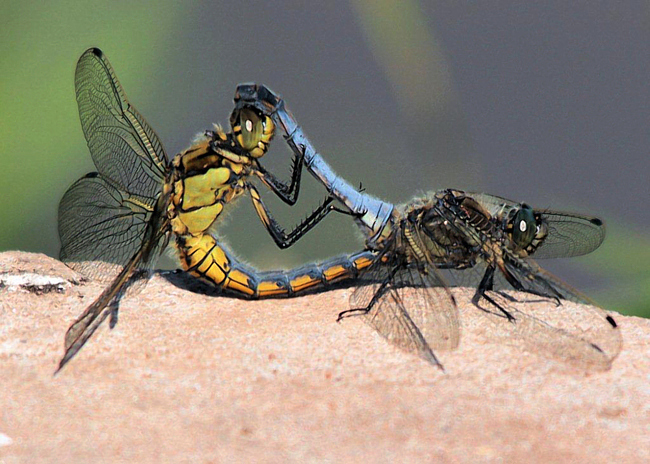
[399, 196, 482, 270]
[167, 133, 252, 237]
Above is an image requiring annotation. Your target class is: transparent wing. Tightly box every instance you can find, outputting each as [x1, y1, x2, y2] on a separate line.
[442, 264, 501, 293]
[500, 253, 590, 304]
[474, 287, 621, 372]
[57, 48, 171, 371]
[57, 219, 169, 372]
[61, 48, 169, 282]
[75, 47, 167, 195]
[442, 254, 621, 370]
[469, 192, 605, 259]
[425, 198, 620, 370]
[58, 173, 159, 283]
[348, 262, 390, 309]
[350, 260, 459, 368]
[439, 249, 597, 306]
[532, 211, 605, 259]
[429, 194, 601, 305]
[387, 266, 460, 351]
[57, 202, 169, 371]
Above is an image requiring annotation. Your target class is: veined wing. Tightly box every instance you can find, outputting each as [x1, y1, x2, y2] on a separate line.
[432, 196, 597, 306]
[57, 212, 169, 372]
[57, 48, 171, 371]
[57, 166, 169, 374]
[61, 48, 168, 280]
[439, 247, 621, 370]
[471, 263, 621, 371]
[75, 47, 167, 196]
[440, 259, 595, 305]
[59, 173, 159, 282]
[469, 192, 605, 259]
[531, 211, 605, 259]
[430, 196, 620, 369]
[350, 259, 460, 369]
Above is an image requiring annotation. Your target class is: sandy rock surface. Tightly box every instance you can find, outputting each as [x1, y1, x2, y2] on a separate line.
[0, 251, 648, 463]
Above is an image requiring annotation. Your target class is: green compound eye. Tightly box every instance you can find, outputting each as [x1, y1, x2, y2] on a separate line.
[511, 205, 537, 249]
[237, 108, 263, 151]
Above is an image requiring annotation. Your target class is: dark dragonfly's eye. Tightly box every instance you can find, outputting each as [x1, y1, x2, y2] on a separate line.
[510, 205, 537, 249]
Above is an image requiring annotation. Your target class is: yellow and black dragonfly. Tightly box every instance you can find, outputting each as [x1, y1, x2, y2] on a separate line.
[58, 49, 349, 371]
[235, 84, 621, 371]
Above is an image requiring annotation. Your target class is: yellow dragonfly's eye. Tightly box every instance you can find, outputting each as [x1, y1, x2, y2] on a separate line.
[236, 108, 264, 152]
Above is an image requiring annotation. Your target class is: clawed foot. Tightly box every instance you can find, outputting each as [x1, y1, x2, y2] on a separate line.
[472, 291, 516, 322]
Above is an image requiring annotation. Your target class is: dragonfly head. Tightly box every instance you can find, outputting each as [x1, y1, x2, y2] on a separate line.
[506, 204, 548, 256]
[229, 105, 275, 158]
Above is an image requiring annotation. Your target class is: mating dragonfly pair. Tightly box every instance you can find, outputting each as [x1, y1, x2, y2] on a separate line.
[56, 48, 621, 372]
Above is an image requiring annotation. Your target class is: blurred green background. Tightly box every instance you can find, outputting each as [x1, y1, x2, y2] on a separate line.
[1, 1, 648, 316]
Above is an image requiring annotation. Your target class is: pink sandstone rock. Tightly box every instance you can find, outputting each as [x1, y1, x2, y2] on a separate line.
[0, 251, 648, 462]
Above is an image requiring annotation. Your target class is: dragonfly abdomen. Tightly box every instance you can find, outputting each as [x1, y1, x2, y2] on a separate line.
[175, 231, 377, 300]
[249, 250, 377, 299]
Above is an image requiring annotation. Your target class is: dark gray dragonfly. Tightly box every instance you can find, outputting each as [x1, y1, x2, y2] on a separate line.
[234, 84, 621, 371]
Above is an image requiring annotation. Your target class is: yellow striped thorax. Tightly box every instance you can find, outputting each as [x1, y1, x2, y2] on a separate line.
[163, 119, 377, 300]
[166, 130, 249, 237]
[163, 87, 385, 300]
[165, 113, 273, 238]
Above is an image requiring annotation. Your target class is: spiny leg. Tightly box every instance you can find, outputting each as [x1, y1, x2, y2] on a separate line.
[256, 152, 304, 205]
[248, 184, 349, 249]
[499, 259, 564, 306]
[337, 266, 396, 322]
[471, 265, 516, 322]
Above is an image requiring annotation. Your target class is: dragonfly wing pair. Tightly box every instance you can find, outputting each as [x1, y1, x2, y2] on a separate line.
[57, 49, 170, 371]
[442, 262, 621, 371]
[433, 195, 619, 371]
[60, 48, 168, 281]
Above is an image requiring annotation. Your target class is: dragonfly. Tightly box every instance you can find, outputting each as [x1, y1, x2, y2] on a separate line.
[57, 49, 350, 371]
[233, 84, 622, 370]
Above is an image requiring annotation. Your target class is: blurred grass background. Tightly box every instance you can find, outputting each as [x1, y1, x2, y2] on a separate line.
[1, 1, 648, 316]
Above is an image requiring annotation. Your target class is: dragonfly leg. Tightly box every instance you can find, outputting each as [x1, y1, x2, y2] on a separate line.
[248, 184, 343, 249]
[337, 267, 394, 322]
[256, 151, 304, 205]
[472, 265, 516, 322]
[494, 290, 519, 302]
[500, 259, 563, 306]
